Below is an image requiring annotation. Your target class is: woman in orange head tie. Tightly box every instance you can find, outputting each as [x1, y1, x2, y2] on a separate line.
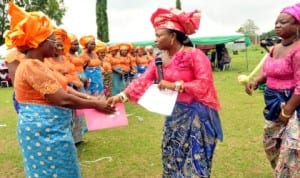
[119, 43, 137, 85]
[108, 8, 222, 177]
[45, 28, 88, 145]
[44, 28, 83, 91]
[79, 35, 104, 95]
[95, 40, 112, 96]
[66, 33, 88, 91]
[6, 2, 115, 177]
[135, 46, 149, 75]
[108, 44, 126, 95]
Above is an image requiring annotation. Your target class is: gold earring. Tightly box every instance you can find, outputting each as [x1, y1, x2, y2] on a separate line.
[170, 38, 174, 46]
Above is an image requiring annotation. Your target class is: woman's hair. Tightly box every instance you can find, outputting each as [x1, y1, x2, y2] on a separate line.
[169, 29, 194, 47]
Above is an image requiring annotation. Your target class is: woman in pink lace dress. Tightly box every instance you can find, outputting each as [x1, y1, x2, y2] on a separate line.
[108, 8, 223, 177]
[246, 3, 300, 177]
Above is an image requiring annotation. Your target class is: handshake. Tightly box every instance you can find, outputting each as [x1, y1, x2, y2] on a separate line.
[88, 92, 128, 114]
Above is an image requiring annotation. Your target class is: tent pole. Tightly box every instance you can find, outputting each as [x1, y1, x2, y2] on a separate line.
[245, 47, 249, 71]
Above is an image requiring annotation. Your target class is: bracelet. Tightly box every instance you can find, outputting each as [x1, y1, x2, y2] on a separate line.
[281, 109, 292, 118]
[118, 92, 128, 103]
[174, 81, 184, 92]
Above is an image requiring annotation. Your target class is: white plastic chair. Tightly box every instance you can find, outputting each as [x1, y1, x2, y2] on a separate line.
[1, 81, 9, 87]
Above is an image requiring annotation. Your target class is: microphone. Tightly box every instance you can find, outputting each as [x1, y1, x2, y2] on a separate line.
[155, 57, 164, 83]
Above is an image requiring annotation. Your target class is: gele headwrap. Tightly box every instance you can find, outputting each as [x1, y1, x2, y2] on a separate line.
[281, 3, 300, 23]
[54, 28, 71, 54]
[79, 35, 95, 48]
[108, 44, 119, 51]
[68, 33, 78, 43]
[95, 40, 107, 53]
[119, 43, 132, 51]
[5, 2, 53, 51]
[150, 8, 201, 35]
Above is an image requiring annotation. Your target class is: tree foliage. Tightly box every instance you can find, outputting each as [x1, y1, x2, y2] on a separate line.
[176, 0, 182, 10]
[237, 19, 259, 43]
[14, 0, 66, 25]
[260, 30, 276, 39]
[96, 0, 109, 42]
[0, 0, 65, 45]
[237, 19, 259, 36]
[0, 0, 10, 45]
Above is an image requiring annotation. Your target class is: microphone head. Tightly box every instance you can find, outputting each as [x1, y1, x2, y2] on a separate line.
[155, 57, 162, 66]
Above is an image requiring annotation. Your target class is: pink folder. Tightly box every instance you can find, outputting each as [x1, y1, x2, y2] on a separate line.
[75, 103, 128, 131]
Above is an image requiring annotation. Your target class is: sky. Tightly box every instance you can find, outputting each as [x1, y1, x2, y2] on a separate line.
[60, 0, 298, 43]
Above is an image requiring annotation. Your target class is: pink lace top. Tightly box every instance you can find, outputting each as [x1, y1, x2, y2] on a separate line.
[262, 46, 300, 94]
[124, 48, 220, 111]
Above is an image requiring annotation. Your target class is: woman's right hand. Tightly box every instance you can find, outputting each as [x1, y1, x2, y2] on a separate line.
[245, 81, 258, 95]
[107, 95, 122, 107]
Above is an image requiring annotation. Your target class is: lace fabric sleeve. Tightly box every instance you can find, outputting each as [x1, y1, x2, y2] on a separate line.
[124, 61, 157, 103]
[183, 50, 220, 110]
[23, 60, 62, 95]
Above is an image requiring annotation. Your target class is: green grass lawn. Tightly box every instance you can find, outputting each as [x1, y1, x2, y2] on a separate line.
[0, 45, 274, 178]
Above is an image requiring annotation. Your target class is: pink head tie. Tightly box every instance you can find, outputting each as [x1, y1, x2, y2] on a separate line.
[151, 8, 201, 35]
[281, 3, 300, 23]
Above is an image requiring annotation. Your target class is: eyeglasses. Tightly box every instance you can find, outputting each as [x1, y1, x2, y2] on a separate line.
[46, 39, 58, 48]
[46, 39, 57, 43]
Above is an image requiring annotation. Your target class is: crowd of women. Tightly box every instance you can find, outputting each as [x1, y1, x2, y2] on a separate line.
[3, 1, 300, 178]
[48, 33, 155, 97]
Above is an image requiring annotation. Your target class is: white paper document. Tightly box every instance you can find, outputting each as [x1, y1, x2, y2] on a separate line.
[137, 84, 178, 116]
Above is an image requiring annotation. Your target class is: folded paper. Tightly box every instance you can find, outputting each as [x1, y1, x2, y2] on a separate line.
[75, 103, 128, 131]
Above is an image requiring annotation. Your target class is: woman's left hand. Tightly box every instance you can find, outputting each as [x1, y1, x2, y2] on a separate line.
[158, 80, 174, 90]
[279, 103, 293, 124]
[94, 99, 116, 114]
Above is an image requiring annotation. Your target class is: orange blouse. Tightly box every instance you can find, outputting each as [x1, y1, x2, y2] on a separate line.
[44, 56, 81, 87]
[101, 61, 112, 72]
[136, 55, 149, 66]
[14, 59, 66, 105]
[44, 56, 74, 74]
[80, 51, 100, 67]
[130, 55, 137, 67]
[66, 53, 85, 72]
[109, 55, 121, 68]
[119, 56, 131, 72]
[146, 54, 154, 63]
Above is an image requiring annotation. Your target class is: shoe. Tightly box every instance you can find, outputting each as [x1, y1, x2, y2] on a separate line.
[75, 140, 88, 147]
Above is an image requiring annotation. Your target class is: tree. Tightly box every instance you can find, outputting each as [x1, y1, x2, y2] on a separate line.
[237, 19, 259, 44]
[15, 0, 66, 25]
[0, 0, 66, 45]
[176, 0, 182, 10]
[96, 0, 109, 42]
[260, 30, 276, 39]
[0, 1, 9, 45]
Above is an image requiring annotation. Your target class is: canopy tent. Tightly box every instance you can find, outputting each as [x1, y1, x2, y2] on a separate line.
[131, 34, 251, 47]
[191, 35, 251, 46]
[122, 12, 251, 47]
[189, 13, 251, 46]
[0, 45, 9, 59]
